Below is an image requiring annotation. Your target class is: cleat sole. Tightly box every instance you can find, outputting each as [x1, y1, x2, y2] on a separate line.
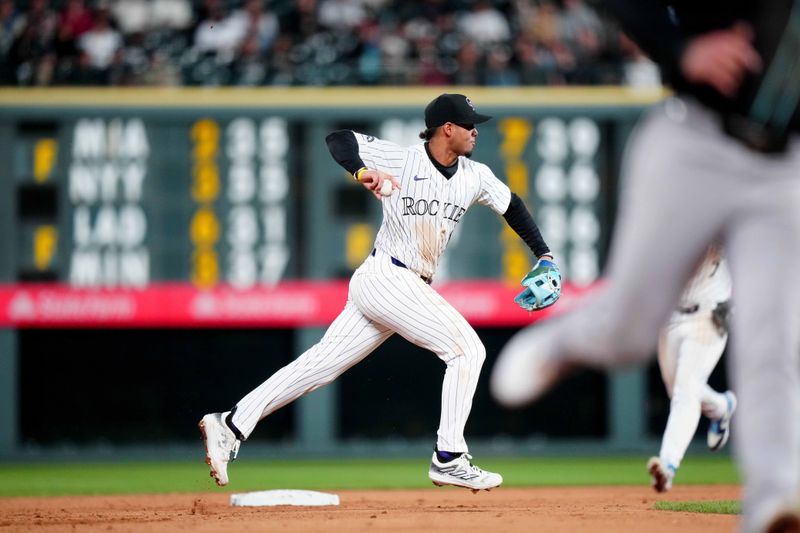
[198, 419, 224, 487]
[428, 477, 499, 492]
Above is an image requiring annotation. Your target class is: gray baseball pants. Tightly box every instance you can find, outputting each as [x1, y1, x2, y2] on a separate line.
[538, 97, 800, 532]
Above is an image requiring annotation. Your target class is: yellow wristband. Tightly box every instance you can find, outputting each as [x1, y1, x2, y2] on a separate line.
[354, 167, 368, 182]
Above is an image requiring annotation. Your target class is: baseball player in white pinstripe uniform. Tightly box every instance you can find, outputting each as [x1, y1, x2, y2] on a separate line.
[199, 93, 559, 491]
[647, 246, 736, 493]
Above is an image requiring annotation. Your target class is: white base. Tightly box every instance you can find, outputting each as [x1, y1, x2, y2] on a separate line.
[230, 489, 340, 507]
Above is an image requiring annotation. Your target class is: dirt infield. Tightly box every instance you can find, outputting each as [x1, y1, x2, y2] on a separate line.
[0, 485, 739, 532]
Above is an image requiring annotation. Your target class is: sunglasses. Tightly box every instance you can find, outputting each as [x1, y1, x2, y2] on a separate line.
[450, 122, 475, 131]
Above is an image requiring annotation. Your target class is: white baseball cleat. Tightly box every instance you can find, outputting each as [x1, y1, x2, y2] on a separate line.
[199, 412, 240, 487]
[428, 453, 503, 491]
[490, 324, 565, 408]
[647, 456, 675, 493]
[707, 390, 737, 451]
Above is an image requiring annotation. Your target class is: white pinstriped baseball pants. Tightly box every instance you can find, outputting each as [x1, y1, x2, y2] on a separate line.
[231, 248, 486, 453]
[656, 311, 729, 469]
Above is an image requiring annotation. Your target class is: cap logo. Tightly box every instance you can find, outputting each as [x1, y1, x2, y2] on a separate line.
[465, 97, 476, 110]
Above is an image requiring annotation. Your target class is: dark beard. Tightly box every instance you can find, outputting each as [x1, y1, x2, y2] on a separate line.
[464, 150, 473, 158]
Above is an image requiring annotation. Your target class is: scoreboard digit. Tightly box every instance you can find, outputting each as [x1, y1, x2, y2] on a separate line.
[189, 118, 221, 288]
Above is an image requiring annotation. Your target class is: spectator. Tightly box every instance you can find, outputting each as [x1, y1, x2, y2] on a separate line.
[379, 27, 410, 84]
[560, 0, 603, 45]
[119, 30, 150, 83]
[0, 0, 20, 82]
[8, 19, 56, 85]
[227, 0, 277, 85]
[519, 0, 560, 48]
[0, 0, 20, 48]
[514, 36, 545, 85]
[398, 0, 447, 21]
[560, 0, 603, 83]
[25, 0, 61, 46]
[228, 0, 279, 54]
[110, 0, 150, 35]
[459, 0, 510, 46]
[193, 0, 240, 57]
[318, 0, 366, 31]
[266, 33, 294, 85]
[151, 0, 193, 31]
[356, 21, 382, 84]
[141, 48, 181, 85]
[76, 7, 122, 82]
[61, 0, 94, 36]
[6, 0, 59, 85]
[278, 0, 320, 43]
[0, 0, 635, 88]
[453, 40, 482, 86]
[484, 45, 519, 86]
[415, 46, 449, 85]
[56, 0, 93, 59]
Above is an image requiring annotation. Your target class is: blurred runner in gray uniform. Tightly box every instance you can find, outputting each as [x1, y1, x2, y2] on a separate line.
[491, 2, 800, 532]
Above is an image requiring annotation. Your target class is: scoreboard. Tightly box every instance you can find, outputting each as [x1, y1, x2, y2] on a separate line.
[63, 115, 298, 288]
[0, 87, 664, 328]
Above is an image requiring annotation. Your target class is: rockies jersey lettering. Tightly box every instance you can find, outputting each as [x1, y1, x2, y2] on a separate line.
[354, 132, 511, 279]
[400, 197, 467, 221]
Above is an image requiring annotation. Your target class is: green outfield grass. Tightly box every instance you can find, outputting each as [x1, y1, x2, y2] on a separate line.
[654, 500, 741, 515]
[0, 456, 739, 497]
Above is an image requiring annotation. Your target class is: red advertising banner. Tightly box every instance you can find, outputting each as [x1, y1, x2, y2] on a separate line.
[0, 281, 598, 328]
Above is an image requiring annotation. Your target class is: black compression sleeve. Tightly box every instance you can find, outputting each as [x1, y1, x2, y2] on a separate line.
[502, 193, 551, 258]
[325, 130, 366, 176]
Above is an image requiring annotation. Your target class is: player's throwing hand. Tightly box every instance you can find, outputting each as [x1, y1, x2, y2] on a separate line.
[357, 168, 400, 199]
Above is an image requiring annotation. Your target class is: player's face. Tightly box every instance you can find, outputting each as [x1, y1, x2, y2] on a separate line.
[447, 122, 478, 157]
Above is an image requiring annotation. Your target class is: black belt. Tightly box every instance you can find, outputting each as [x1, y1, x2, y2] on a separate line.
[678, 304, 699, 314]
[371, 249, 432, 284]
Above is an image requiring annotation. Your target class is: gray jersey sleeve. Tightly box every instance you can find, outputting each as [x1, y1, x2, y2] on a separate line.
[474, 163, 512, 215]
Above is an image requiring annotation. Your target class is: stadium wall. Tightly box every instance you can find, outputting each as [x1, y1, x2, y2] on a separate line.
[0, 86, 702, 458]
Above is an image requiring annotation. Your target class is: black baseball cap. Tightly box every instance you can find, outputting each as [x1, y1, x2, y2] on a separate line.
[424, 93, 492, 128]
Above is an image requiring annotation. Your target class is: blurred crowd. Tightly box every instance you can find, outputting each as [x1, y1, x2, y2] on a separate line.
[0, 0, 659, 87]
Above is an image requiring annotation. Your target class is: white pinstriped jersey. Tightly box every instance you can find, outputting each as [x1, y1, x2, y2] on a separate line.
[676, 247, 732, 313]
[354, 132, 512, 280]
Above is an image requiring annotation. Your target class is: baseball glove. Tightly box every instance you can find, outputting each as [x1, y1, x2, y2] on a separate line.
[514, 259, 562, 311]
